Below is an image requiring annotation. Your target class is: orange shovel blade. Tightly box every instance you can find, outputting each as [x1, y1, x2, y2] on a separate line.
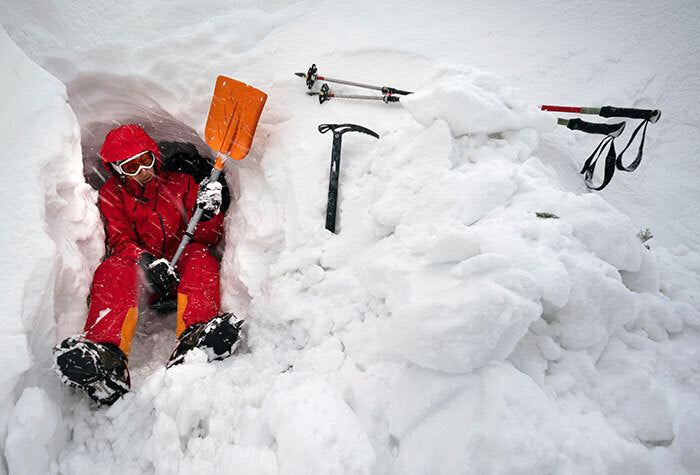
[204, 76, 268, 164]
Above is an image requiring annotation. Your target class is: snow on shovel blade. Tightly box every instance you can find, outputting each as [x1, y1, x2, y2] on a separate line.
[204, 76, 268, 161]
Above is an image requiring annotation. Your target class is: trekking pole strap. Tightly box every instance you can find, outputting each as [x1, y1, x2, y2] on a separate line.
[559, 118, 626, 137]
[580, 135, 618, 191]
[615, 117, 651, 172]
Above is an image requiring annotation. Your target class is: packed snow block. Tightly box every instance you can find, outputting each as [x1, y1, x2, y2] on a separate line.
[620, 247, 661, 293]
[369, 125, 518, 229]
[422, 224, 481, 264]
[596, 338, 674, 445]
[552, 253, 636, 352]
[387, 365, 562, 474]
[375, 237, 542, 373]
[402, 65, 555, 136]
[4, 387, 67, 475]
[261, 371, 375, 474]
[473, 211, 572, 309]
[655, 246, 700, 314]
[145, 413, 183, 474]
[559, 194, 644, 272]
[674, 407, 700, 471]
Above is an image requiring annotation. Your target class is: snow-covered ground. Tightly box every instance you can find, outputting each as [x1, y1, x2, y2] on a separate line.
[1, 1, 699, 473]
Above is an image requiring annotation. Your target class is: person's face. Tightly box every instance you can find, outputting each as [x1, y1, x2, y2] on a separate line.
[128, 166, 156, 185]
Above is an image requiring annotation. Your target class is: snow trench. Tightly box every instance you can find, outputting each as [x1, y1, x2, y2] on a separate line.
[2, 27, 700, 475]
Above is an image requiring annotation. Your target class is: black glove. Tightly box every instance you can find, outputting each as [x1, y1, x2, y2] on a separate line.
[197, 178, 223, 221]
[139, 253, 180, 295]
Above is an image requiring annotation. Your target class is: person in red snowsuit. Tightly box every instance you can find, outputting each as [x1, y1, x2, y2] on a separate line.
[54, 124, 241, 405]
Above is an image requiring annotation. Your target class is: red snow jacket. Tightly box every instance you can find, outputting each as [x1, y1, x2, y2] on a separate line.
[99, 125, 224, 262]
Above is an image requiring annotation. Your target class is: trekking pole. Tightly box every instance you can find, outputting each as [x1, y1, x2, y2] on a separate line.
[296, 64, 413, 96]
[308, 83, 401, 104]
[541, 105, 661, 123]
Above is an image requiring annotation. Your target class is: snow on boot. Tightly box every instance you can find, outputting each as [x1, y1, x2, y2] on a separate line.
[53, 336, 130, 406]
[167, 313, 243, 368]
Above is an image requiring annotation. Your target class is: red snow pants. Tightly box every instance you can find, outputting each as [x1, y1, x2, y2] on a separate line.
[82, 243, 220, 358]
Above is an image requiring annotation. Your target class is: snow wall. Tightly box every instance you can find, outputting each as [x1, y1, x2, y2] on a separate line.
[2, 5, 700, 475]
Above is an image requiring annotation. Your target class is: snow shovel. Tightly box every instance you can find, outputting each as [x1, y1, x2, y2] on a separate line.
[170, 76, 268, 266]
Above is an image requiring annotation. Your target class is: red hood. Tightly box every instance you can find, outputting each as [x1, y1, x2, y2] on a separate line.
[100, 124, 162, 174]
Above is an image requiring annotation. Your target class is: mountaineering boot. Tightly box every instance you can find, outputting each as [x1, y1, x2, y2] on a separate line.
[167, 313, 243, 368]
[53, 336, 130, 406]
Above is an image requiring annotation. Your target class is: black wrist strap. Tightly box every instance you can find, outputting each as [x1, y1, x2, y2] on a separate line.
[580, 136, 617, 191]
[579, 118, 653, 190]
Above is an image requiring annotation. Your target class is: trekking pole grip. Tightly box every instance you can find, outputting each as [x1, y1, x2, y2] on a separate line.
[599, 106, 661, 123]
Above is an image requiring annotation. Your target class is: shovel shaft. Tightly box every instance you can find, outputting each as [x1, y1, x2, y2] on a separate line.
[170, 156, 224, 266]
[173, 76, 266, 267]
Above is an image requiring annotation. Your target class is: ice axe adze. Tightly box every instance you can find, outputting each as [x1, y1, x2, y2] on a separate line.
[319, 123, 379, 233]
[170, 76, 268, 266]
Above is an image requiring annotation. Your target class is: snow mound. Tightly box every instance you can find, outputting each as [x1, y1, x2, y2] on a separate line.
[402, 65, 556, 136]
[223, 68, 699, 471]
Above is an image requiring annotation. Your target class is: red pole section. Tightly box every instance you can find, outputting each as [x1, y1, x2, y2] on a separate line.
[542, 105, 603, 115]
[541, 105, 583, 113]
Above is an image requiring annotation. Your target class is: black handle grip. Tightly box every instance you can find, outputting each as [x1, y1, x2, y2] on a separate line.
[566, 118, 626, 137]
[600, 106, 661, 123]
[383, 87, 413, 96]
[306, 63, 318, 89]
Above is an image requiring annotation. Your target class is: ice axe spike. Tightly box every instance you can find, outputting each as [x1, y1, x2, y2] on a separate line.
[318, 123, 379, 233]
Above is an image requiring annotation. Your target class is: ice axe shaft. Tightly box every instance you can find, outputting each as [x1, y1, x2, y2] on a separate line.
[318, 124, 379, 233]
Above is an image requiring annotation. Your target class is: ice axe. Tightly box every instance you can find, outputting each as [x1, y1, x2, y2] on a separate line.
[318, 123, 379, 233]
[170, 76, 268, 266]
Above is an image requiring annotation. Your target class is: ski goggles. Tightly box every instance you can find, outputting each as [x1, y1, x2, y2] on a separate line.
[112, 151, 155, 176]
